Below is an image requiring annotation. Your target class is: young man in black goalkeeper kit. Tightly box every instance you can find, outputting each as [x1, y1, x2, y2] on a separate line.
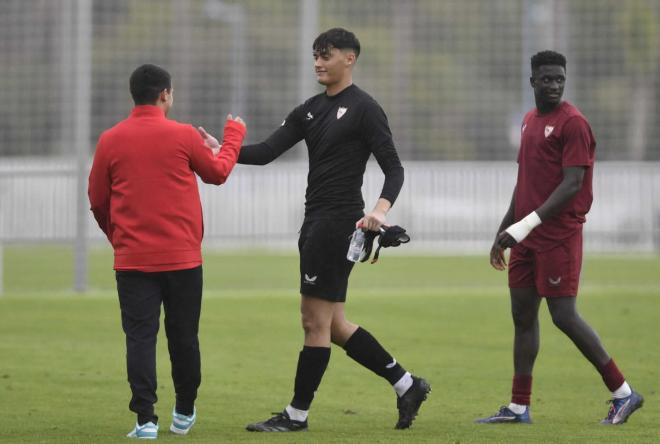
[200, 27, 430, 432]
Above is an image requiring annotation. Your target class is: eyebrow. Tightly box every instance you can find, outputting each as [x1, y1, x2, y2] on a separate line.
[538, 73, 566, 79]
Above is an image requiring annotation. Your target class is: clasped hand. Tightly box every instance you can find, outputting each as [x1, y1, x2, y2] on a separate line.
[197, 114, 245, 155]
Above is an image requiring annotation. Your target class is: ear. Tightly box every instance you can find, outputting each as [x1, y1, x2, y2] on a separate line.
[345, 51, 356, 67]
[529, 76, 535, 88]
[159, 88, 171, 103]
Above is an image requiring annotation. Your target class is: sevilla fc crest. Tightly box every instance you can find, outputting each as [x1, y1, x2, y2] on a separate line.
[337, 107, 347, 119]
[544, 125, 554, 138]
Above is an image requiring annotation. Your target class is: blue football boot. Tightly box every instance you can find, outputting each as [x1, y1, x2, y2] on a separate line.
[601, 391, 644, 425]
[476, 405, 532, 424]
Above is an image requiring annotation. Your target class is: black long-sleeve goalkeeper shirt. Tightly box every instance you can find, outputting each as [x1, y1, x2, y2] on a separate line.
[238, 84, 404, 220]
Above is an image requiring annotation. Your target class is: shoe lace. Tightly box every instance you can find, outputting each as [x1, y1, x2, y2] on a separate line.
[267, 412, 286, 421]
[604, 399, 616, 420]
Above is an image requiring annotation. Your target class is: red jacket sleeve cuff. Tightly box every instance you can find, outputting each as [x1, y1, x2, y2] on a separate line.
[224, 120, 247, 137]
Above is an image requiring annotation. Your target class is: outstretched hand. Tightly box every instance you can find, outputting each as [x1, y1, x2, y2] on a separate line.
[227, 113, 246, 129]
[197, 114, 246, 157]
[197, 126, 220, 156]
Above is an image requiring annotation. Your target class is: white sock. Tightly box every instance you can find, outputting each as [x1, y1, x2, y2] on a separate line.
[612, 381, 632, 399]
[507, 402, 528, 415]
[393, 372, 413, 397]
[285, 404, 308, 422]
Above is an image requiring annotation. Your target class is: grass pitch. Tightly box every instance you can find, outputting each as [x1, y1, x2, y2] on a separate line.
[1, 246, 658, 443]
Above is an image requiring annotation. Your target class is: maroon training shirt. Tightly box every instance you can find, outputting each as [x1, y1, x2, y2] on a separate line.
[88, 105, 246, 271]
[514, 101, 596, 251]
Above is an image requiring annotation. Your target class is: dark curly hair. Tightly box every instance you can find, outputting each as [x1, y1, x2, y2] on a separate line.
[531, 50, 567, 74]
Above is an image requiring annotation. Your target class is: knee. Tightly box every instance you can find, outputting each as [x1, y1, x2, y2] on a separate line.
[330, 320, 353, 346]
[301, 313, 329, 336]
[511, 308, 536, 331]
[547, 301, 579, 331]
[168, 334, 198, 350]
[550, 310, 575, 332]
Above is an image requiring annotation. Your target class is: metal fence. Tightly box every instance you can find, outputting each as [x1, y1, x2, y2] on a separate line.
[2, 158, 659, 252]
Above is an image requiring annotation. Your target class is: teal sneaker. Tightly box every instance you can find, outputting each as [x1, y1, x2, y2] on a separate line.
[127, 421, 158, 439]
[170, 408, 196, 435]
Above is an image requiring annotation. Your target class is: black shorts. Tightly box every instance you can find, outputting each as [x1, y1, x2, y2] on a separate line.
[298, 218, 357, 302]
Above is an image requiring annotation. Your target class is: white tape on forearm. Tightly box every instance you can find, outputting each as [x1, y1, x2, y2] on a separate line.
[505, 211, 542, 243]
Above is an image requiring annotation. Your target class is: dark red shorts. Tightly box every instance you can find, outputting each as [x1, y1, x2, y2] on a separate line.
[508, 230, 583, 297]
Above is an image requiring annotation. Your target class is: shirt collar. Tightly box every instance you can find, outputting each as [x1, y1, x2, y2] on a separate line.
[535, 101, 566, 117]
[130, 105, 166, 118]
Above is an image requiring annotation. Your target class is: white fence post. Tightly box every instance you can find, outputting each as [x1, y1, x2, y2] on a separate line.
[0, 242, 4, 296]
[73, 0, 92, 292]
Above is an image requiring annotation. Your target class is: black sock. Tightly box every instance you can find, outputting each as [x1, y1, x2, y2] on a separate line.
[290, 346, 331, 411]
[343, 327, 406, 385]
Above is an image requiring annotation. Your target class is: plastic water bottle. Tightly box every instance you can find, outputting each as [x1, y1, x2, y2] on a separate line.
[346, 229, 366, 262]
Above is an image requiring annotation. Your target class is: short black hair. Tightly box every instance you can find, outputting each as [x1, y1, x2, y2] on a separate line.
[531, 50, 567, 74]
[313, 28, 361, 58]
[129, 64, 171, 105]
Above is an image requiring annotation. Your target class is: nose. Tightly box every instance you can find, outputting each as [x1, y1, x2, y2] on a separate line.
[547, 80, 560, 90]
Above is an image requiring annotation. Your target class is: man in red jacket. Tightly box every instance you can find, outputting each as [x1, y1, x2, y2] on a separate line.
[88, 64, 246, 439]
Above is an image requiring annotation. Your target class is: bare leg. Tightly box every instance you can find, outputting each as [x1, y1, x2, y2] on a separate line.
[329, 303, 358, 347]
[510, 287, 542, 375]
[300, 295, 335, 346]
[546, 296, 610, 368]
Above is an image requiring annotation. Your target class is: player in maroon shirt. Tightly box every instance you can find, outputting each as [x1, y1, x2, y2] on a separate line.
[476, 51, 643, 425]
